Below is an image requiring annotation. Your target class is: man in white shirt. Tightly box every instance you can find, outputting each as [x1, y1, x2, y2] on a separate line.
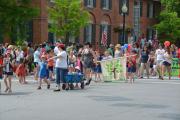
[155, 45, 165, 78]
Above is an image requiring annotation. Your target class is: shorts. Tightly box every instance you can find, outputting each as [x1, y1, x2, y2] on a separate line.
[94, 65, 102, 73]
[3, 72, 13, 76]
[128, 66, 136, 73]
[163, 61, 171, 67]
[48, 66, 54, 72]
[156, 60, 163, 66]
[150, 64, 153, 68]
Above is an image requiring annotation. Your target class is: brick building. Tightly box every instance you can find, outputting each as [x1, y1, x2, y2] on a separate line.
[1, 0, 161, 46]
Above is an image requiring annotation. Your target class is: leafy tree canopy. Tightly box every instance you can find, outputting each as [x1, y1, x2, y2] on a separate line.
[48, 0, 90, 42]
[0, 0, 39, 44]
[155, 0, 180, 43]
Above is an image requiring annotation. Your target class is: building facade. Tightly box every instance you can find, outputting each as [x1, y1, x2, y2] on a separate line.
[1, 0, 161, 46]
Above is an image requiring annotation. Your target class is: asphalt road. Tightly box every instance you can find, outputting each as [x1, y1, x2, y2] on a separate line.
[0, 77, 180, 120]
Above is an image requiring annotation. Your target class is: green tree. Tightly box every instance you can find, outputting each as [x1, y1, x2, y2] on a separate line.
[0, 0, 39, 44]
[48, 0, 90, 43]
[154, 0, 180, 43]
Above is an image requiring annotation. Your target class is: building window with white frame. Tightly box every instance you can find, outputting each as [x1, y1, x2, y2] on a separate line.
[101, 0, 112, 10]
[84, 0, 96, 8]
[84, 24, 93, 43]
[147, 1, 154, 18]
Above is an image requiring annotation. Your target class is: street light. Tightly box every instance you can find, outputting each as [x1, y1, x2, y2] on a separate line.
[121, 2, 128, 44]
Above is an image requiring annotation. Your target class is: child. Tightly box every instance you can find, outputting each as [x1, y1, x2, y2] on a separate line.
[47, 50, 55, 81]
[148, 51, 156, 76]
[75, 54, 83, 73]
[94, 51, 102, 82]
[0, 53, 3, 93]
[3, 50, 14, 93]
[74, 54, 83, 88]
[16, 58, 27, 84]
[127, 50, 137, 84]
[37, 55, 50, 90]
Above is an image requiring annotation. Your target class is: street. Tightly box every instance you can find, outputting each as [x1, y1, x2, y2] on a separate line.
[0, 77, 180, 120]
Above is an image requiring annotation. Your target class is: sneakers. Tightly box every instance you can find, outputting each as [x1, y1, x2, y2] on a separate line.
[85, 78, 92, 85]
[47, 85, 50, 89]
[8, 89, 12, 93]
[37, 84, 50, 90]
[37, 86, 41, 90]
[4, 88, 9, 92]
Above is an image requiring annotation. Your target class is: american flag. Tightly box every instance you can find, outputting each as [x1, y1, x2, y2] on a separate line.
[101, 30, 107, 46]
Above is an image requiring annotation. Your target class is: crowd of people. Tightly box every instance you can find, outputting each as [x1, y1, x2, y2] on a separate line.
[0, 38, 179, 93]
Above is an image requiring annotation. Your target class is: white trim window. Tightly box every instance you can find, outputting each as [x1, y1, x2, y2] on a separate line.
[147, 1, 154, 18]
[84, 0, 96, 8]
[102, 0, 112, 10]
[84, 24, 93, 43]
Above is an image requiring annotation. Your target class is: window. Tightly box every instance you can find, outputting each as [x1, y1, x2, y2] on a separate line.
[99, 24, 111, 46]
[101, 0, 112, 10]
[48, 24, 55, 43]
[146, 28, 154, 41]
[27, 21, 33, 43]
[84, 0, 96, 8]
[147, 1, 154, 18]
[84, 23, 96, 44]
[119, 0, 129, 15]
[140, 0, 143, 17]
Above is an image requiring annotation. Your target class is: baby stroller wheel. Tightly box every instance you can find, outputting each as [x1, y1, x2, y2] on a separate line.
[80, 82, 84, 89]
[70, 83, 74, 90]
[62, 84, 66, 90]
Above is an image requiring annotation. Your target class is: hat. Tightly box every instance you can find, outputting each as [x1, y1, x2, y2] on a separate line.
[58, 44, 65, 49]
[115, 44, 121, 48]
[110, 44, 114, 47]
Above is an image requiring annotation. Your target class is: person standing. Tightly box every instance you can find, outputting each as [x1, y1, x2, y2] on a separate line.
[82, 42, 95, 85]
[155, 44, 165, 79]
[107, 44, 114, 57]
[50, 44, 68, 91]
[114, 44, 122, 58]
[3, 50, 14, 93]
[0, 52, 3, 93]
[161, 47, 172, 80]
[16, 58, 27, 84]
[33, 45, 41, 80]
[139, 46, 149, 79]
[37, 55, 50, 90]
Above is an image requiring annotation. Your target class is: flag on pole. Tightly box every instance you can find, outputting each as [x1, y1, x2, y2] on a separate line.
[101, 30, 108, 47]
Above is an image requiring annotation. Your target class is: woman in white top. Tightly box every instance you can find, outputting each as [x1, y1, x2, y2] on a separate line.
[49, 44, 68, 91]
[155, 44, 165, 79]
[33, 45, 41, 80]
[161, 47, 172, 80]
[114, 44, 122, 58]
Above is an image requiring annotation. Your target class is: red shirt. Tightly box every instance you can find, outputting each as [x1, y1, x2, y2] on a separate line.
[127, 54, 137, 67]
[178, 48, 180, 58]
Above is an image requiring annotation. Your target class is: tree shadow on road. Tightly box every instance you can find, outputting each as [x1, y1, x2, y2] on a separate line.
[87, 95, 133, 102]
[158, 113, 180, 120]
[111, 103, 168, 109]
